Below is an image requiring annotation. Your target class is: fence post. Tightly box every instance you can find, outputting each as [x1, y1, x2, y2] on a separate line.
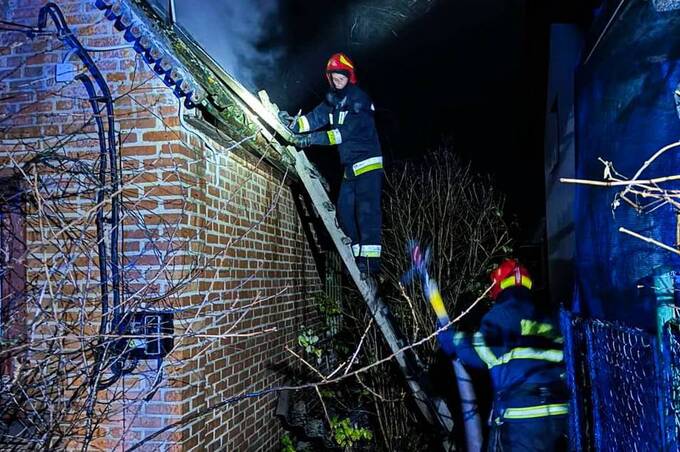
[561, 309, 584, 451]
[656, 272, 678, 451]
[660, 321, 679, 452]
[584, 323, 603, 451]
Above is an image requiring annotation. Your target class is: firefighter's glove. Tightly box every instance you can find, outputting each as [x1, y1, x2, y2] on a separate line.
[291, 134, 312, 148]
[278, 110, 295, 130]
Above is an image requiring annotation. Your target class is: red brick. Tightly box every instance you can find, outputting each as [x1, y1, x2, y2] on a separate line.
[144, 402, 184, 416]
[106, 72, 127, 82]
[0, 2, 323, 451]
[27, 53, 58, 64]
[143, 130, 180, 142]
[119, 118, 157, 130]
[122, 145, 158, 157]
[55, 100, 73, 110]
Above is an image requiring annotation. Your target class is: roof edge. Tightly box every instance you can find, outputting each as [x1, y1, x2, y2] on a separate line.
[92, 0, 295, 171]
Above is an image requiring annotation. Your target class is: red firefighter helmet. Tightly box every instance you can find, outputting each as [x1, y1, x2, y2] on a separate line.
[325, 52, 357, 85]
[489, 259, 533, 300]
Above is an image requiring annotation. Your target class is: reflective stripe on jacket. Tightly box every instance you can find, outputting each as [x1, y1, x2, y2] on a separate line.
[291, 84, 382, 167]
[446, 286, 568, 413]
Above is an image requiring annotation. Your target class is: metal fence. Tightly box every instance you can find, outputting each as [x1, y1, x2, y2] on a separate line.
[663, 320, 680, 451]
[561, 310, 680, 451]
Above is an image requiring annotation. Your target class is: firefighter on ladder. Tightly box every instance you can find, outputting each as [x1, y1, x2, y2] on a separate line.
[437, 259, 569, 451]
[279, 52, 383, 279]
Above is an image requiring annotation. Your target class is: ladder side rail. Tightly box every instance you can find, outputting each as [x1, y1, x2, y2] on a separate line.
[294, 149, 454, 431]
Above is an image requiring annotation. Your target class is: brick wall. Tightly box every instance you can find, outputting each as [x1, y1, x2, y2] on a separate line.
[0, 1, 321, 450]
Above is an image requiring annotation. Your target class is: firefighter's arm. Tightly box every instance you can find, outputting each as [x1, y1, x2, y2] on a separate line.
[425, 278, 485, 366]
[291, 102, 332, 133]
[450, 307, 511, 369]
[301, 106, 368, 146]
[427, 280, 460, 358]
[447, 330, 488, 369]
[435, 324, 457, 357]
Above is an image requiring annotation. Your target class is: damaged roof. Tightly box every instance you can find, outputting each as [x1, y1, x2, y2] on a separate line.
[94, 0, 294, 169]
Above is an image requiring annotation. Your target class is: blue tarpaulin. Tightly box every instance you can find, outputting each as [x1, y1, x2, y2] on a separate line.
[573, 0, 680, 330]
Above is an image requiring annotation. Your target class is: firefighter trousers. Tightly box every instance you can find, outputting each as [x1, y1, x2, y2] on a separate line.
[488, 414, 567, 452]
[337, 168, 382, 275]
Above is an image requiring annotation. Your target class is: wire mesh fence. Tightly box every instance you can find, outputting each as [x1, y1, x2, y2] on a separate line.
[561, 310, 680, 451]
[560, 311, 593, 451]
[586, 319, 662, 451]
[663, 320, 680, 451]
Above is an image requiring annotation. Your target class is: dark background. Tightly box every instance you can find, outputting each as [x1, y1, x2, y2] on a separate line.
[257, 0, 596, 241]
[163, 0, 598, 241]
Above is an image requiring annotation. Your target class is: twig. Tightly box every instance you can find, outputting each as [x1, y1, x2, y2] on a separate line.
[618, 227, 680, 256]
[285, 346, 326, 381]
[343, 317, 374, 376]
[560, 175, 680, 188]
[315, 386, 333, 430]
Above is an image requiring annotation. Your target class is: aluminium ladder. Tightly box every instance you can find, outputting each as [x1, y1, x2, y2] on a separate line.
[255, 93, 454, 442]
[288, 146, 455, 435]
[192, 73, 455, 441]
[256, 90, 454, 441]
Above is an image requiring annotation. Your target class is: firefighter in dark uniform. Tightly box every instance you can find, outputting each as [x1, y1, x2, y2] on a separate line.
[279, 53, 383, 277]
[437, 259, 569, 451]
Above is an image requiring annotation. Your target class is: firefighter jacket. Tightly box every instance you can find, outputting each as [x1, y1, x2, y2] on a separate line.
[292, 84, 382, 173]
[439, 286, 568, 420]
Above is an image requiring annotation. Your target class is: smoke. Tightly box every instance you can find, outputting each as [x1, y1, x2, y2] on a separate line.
[347, 0, 436, 47]
[169, 0, 282, 91]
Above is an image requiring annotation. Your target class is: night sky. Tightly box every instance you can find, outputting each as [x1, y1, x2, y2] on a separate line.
[167, 0, 596, 240]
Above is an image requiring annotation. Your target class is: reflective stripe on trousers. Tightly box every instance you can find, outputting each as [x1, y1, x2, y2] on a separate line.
[503, 403, 568, 420]
[351, 244, 381, 257]
[351, 156, 383, 176]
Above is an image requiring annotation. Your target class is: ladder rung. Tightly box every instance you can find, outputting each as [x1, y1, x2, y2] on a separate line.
[322, 202, 335, 212]
[308, 166, 321, 178]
